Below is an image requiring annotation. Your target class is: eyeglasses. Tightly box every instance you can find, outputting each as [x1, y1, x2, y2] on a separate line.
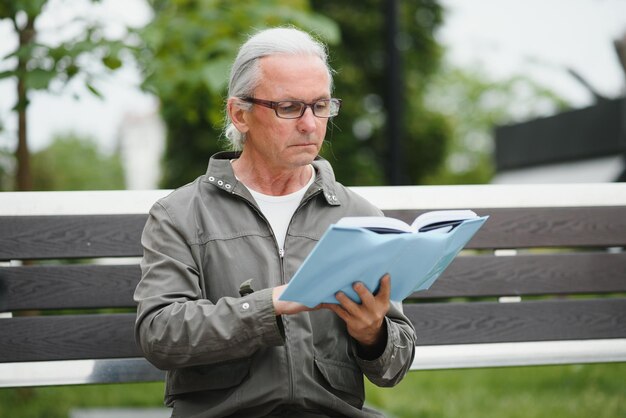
[239, 97, 342, 119]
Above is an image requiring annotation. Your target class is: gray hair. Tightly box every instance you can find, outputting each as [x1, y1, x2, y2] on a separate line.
[224, 27, 334, 150]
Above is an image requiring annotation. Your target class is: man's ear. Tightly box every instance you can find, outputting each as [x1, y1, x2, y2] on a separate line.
[227, 97, 250, 134]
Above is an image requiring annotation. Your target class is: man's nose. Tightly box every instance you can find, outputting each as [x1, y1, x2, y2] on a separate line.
[297, 106, 317, 132]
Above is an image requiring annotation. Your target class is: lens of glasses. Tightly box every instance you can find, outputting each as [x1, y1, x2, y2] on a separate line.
[275, 102, 305, 118]
[313, 100, 333, 117]
[275, 99, 340, 119]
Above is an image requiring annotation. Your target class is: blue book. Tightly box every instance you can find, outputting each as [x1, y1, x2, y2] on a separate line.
[279, 210, 489, 307]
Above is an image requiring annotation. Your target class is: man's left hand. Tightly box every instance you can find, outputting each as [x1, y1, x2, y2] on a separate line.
[321, 274, 391, 351]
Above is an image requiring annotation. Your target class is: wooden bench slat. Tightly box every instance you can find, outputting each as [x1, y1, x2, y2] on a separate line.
[0, 215, 147, 260]
[0, 314, 139, 362]
[2, 207, 626, 261]
[2, 252, 624, 311]
[0, 264, 140, 311]
[2, 298, 625, 363]
[410, 252, 626, 299]
[385, 207, 626, 248]
[405, 298, 626, 345]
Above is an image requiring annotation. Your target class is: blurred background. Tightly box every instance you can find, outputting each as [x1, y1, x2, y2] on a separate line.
[0, 0, 625, 417]
[1, 0, 625, 192]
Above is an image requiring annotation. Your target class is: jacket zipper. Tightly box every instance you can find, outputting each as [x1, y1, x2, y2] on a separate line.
[233, 191, 295, 402]
[280, 187, 325, 402]
[234, 186, 324, 404]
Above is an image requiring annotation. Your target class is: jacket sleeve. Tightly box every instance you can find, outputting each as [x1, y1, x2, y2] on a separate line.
[134, 202, 284, 370]
[353, 301, 416, 387]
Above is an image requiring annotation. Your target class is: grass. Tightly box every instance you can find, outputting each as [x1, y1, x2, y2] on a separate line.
[0, 364, 624, 417]
[365, 363, 626, 418]
[0, 382, 165, 418]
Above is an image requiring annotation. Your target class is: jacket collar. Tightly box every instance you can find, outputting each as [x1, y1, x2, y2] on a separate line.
[203, 151, 341, 206]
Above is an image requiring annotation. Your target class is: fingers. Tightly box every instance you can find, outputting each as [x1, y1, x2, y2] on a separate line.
[350, 273, 391, 306]
[324, 283, 388, 347]
[352, 282, 374, 306]
[321, 301, 349, 322]
[273, 285, 314, 315]
[376, 274, 391, 302]
[336, 288, 362, 316]
[321, 273, 391, 315]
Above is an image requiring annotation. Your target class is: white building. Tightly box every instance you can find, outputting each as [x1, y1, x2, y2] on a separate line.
[117, 110, 166, 190]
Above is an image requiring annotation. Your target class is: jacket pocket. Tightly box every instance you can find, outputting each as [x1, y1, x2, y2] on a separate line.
[314, 356, 364, 409]
[166, 357, 252, 397]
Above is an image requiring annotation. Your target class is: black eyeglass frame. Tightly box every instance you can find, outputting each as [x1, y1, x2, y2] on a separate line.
[239, 97, 342, 119]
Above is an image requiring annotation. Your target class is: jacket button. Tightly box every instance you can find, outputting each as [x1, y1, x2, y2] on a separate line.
[242, 302, 250, 310]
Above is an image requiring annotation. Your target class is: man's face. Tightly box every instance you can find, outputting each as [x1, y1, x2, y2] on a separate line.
[241, 54, 332, 172]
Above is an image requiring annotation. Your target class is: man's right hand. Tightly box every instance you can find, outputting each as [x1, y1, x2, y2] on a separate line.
[272, 285, 317, 316]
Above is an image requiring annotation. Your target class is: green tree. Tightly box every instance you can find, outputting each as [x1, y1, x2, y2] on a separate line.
[0, 0, 131, 191]
[138, 0, 339, 188]
[30, 134, 125, 190]
[143, 0, 451, 187]
[141, 0, 568, 188]
[311, 0, 451, 186]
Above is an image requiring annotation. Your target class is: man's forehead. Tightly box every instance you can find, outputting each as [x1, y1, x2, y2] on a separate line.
[257, 54, 331, 96]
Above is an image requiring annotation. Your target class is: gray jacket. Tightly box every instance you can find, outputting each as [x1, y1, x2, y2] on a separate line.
[134, 152, 416, 417]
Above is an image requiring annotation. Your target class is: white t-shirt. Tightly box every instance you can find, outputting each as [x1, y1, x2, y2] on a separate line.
[244, 167, 316, 254]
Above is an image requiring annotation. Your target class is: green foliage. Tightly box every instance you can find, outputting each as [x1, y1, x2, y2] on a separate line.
[0, 0, 47, 19]
[30, 134, 125, 190]
[422, 64, 570, 184]
[139, 0, 569, 188]
[311, 0, 450, 186]
[143, 1, 449, 187]
[138, 0, 340, 187]
[0, 0, 134, 190]
[0, 1, 131, 101]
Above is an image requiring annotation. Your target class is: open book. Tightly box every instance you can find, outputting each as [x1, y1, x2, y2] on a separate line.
[279, 210, 488, 307]
[336, 209, 479, 234]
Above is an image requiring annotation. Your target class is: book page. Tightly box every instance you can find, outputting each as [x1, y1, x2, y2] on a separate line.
[337, 209, 478, 234]
[410, 210, 477, 232]
[335, 216, 413, 233]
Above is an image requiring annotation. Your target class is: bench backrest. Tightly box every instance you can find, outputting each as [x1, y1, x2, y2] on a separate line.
[0, 191, 167, 388]
[1, 184, 625, 387]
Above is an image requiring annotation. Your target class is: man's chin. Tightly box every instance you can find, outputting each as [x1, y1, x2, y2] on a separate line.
[287, 154, 318, 169]
[289, 144, 319, 159]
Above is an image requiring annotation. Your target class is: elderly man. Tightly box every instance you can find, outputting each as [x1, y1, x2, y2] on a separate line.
[134, 27, 416, 418]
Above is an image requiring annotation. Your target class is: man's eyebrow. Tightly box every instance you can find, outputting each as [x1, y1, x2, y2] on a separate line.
[279, 95, 332, 102]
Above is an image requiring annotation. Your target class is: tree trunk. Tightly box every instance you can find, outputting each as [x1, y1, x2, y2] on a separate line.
[15, 16, 35, 191]
[16, 76, 31, 191]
